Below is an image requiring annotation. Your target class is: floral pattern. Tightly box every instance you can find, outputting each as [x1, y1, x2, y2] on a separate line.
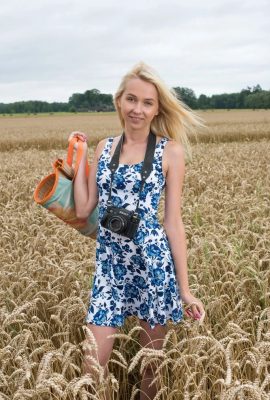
[85, 136, 183, 329]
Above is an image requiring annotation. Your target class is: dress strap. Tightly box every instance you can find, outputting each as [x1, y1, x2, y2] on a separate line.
[155, 136, 169, 161]
[105, 137, 114, 152]
[159, 136, 169, 148]
[99, 137, 113, 162]
[105, 137, 114, 161]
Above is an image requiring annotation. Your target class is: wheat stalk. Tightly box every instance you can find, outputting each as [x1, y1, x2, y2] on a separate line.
[128, 349, 165, 374]
[1, 116, 270, 399]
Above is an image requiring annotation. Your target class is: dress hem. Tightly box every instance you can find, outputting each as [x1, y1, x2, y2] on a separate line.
[85, 311, 184, 330]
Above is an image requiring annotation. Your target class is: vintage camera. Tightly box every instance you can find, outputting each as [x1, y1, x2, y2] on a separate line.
[100, 204, 140, 239]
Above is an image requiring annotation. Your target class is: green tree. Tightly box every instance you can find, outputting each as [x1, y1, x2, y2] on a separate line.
[173, 87, 198, 109]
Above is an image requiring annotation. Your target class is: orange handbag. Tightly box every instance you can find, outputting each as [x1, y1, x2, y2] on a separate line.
[33, 137, 99, 239]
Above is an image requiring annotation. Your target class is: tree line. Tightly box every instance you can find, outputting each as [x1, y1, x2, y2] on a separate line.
[0, 85, 269, 114]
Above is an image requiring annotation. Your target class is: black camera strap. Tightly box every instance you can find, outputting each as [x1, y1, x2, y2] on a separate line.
[107, 130, 156, 215]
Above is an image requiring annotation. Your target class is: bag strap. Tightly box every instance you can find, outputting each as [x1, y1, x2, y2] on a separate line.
[66, 137, 89, 180]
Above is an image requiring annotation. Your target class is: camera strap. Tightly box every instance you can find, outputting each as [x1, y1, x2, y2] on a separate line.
[107, 130, 157, 215]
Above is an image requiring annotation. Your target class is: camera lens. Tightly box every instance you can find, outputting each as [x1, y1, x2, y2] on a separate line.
[108, 216, 126, 232]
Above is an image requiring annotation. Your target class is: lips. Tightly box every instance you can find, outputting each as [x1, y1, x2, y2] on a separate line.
[130, 116, 142, 121]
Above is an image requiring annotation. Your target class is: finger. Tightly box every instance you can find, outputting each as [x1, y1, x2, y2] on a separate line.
[195, 307, 205, 320]
[185, 309, 193, 317]
[191, 304, 201, 319]
[71, 132, 82, 140]
[184, 302, 204, 320]
[68, 135, 78, 144]
[74, 133, 87, 141]
[73, 131, 85, 137]
[184, 304, 194, 316]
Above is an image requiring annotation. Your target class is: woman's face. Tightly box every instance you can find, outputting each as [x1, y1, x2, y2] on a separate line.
[117, 77, 159, 131]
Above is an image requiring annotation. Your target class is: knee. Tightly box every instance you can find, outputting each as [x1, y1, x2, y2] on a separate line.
[142, 358, 160, 378]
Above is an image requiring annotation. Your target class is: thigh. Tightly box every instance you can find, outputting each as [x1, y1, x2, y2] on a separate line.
[139, 319, 167, 350]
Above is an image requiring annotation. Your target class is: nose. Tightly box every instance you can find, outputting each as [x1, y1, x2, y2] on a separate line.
[133, 102, 143, 114]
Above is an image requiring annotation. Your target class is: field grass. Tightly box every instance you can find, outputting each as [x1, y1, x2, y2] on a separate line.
[0, 110, 269, 399]
[0, 109, 270, 152]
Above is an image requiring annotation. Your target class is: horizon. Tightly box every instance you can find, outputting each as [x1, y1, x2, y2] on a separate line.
[0, 84, 266, 105]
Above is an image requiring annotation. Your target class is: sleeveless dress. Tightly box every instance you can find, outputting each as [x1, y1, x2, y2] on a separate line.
[85, 136, 183, 330]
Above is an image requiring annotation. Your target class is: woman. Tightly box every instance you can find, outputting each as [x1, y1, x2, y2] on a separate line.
[69, 61, 205, 399]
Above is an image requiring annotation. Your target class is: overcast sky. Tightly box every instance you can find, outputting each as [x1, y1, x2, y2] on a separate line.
[1, 0, 269, 103]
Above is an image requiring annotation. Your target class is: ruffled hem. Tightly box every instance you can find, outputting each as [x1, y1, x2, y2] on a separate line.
[85, 307, 184, 330]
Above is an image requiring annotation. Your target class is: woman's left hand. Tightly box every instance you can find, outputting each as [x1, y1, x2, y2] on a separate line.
[181, 292, 205, 322]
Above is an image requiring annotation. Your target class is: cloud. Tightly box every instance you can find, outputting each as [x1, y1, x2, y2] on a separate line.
[0, 0, 269, 102]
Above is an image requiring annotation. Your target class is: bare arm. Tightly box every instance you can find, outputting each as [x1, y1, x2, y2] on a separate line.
[163, 141, 205, 320]
[163, 141, 190, 295]
[74, 139, 106, 219]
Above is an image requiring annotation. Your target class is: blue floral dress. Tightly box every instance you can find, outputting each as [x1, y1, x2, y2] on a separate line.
[85, 136, 183, 330]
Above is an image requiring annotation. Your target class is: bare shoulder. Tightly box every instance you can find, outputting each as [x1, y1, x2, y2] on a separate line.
[165, 139, 185, 158]
[163, 138, 185, 177]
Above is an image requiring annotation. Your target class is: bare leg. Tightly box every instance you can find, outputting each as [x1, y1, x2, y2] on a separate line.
[138, 319, 167, 400]
[82, 323, 119, 400]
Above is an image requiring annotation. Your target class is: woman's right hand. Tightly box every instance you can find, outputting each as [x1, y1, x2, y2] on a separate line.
[68, 131, 88, 150]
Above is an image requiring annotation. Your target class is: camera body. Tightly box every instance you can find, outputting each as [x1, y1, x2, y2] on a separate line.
[100, 204, 140, 239]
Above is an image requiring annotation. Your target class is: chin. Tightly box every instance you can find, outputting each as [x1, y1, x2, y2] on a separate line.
[128, 124, 145, 130]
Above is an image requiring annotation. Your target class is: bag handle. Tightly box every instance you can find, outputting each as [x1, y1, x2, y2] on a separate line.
[67, 137, 90, 180]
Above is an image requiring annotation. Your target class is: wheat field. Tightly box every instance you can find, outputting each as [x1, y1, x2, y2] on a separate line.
[0, 110, 269, 399]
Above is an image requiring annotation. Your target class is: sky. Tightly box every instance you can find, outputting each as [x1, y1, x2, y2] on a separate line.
[0, 0, 269, 103]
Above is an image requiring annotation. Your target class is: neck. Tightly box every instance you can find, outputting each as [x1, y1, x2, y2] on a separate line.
[123, 126, 151, 144]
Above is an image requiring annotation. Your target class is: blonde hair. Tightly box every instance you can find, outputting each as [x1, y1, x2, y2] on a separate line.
[113, 61, 206, 162]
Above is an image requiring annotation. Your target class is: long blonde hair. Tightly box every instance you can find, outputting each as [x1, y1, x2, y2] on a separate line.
[113, 61, 206, 162]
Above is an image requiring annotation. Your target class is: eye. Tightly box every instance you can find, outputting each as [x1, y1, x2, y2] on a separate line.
[127, 96, 134, 101]
[145, 102, 153, 106]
